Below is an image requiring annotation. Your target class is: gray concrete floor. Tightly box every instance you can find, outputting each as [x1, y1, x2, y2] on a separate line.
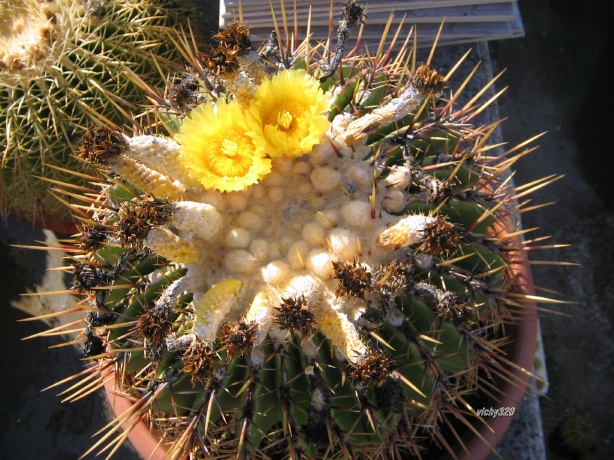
[489, 0, 614, 458]
[1, 0, 613, 458]
[0, 217, 140, 459]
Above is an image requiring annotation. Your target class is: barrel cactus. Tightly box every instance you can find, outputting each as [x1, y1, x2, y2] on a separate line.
[32, 2, 556, 458]
[0, 0, 193, 228]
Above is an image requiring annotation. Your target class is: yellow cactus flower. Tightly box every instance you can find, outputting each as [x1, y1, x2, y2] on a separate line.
[249, 69, 331, 157]
[176, 100, 272, 192]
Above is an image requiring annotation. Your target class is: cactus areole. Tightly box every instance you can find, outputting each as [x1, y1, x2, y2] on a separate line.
[31, 2, 555, 459]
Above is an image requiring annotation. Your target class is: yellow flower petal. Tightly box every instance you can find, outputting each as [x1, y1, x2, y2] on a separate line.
[176, 100, 272, 192]
[249, 69, 331, 157]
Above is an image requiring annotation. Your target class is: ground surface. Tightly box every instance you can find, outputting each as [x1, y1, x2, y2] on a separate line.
[489, 0, 614, 458]
[0, 218, 140, 459]
[1, 0, 613, 459]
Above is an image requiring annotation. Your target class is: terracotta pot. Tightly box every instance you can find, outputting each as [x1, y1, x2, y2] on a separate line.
[103, 371, 167, 460]
[20, 215, 79, 236]
[38, 220, 79, 236]
[102, 228, 539, 460]
[459, 251, 538, 459]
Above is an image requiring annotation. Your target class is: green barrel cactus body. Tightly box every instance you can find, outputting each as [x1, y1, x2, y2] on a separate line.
[38, 3, 552, 459]
[0, 0, 192, 227]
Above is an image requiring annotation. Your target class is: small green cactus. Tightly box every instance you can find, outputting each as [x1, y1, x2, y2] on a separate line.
[29, 2, 560, 459]
[0, 0, 193, 228]
[551, 414, 597, 460]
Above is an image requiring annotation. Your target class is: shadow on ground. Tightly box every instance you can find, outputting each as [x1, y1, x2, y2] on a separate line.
[489, 0, 614, 458]
[0, 216, 139, 459]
